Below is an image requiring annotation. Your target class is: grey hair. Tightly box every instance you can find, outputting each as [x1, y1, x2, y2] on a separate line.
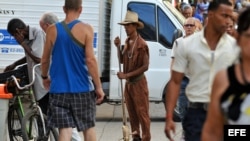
[41, 12, 59, 24]
[184, 17, 197, 25]
[182, 4, 192, 12]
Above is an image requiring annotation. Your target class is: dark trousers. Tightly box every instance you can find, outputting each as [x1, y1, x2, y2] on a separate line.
[182, 107, 207, 141]
[175, 76, 189, 121]
[37, 93, 50, 115]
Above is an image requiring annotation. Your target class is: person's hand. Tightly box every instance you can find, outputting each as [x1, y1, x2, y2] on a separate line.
[114, 36, 121, 48]
[95, 88, 105, 105]
[164, 118, 176, 141]
[117, 72, 127, 79]
[4, 63, 16, 72]
[14, 32, 25, 45]
[42, 78, 51, 91]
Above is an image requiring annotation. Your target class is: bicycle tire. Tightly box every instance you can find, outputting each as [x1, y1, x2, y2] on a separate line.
[8, 105, 24, 141]
[21, 109, 58, 141]
[43, 115, 58, 141]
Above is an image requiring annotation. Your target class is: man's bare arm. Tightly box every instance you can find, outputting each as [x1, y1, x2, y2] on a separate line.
[83, 24, 104, 104]
[164, 70, 184, 140]
[166, 70, 184, 120]
[41, 25, 56, 77]
[21, 42, 41, 63]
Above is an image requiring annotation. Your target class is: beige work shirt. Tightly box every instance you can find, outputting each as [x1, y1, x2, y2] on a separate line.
[173, 29, 239, 103]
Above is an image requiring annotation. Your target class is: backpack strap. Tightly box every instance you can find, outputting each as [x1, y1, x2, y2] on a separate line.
[61, 21, 85, 48]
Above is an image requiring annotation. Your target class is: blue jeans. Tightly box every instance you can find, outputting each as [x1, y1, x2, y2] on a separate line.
[182, 108, 207, 141]
[174, 76, 189, 121]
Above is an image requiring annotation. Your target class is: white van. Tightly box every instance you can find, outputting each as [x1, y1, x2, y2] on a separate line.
[0, 0, 185, 104]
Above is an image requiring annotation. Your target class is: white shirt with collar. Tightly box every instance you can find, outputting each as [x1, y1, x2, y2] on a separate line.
[171, 37, 184, 58]
[25, 26, 48, 101]
[172, 29, 240, 103]
[171, 35, 192, 77]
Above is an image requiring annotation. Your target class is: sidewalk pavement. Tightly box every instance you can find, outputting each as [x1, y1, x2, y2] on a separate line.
[96, 102, 166, 121]
[16, 98, 183, 141]
[89, 102, 183, 141]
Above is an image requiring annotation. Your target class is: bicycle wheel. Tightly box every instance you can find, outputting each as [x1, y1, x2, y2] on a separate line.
[21, 109, 58, 141]
[42, 114, 58, 141]
[8, 105, 24, 141]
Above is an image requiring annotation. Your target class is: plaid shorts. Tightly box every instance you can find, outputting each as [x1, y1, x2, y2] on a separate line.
[47, 91, 96, 131]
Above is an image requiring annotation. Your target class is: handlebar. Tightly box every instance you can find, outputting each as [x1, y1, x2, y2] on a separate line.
[10, 63, 41, 90]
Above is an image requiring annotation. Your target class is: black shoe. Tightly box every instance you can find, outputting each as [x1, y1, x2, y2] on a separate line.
[133, 137, 142, 141]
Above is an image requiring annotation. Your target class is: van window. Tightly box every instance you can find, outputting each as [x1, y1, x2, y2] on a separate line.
[158, 7, 176, 48]
[128, 3, 156, 41]
[128, 2, 180, 48]
[162, 1, 185, 25]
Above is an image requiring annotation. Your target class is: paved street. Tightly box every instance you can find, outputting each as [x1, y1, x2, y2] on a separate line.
[0, 71, 183, 141]
[6, 101, 183, 141]
[89, 102, 183, 141]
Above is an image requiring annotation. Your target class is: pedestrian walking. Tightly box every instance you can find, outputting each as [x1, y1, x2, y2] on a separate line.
[39, 12, 59, 115]
[170, 17, 197, 122]
[41, 0, 105, 141]
[39, 12, 82, 141]
[196, 0, 210, 21]
[202, 7, 250, 141]
[181, 4, 193, 18]
[165, 0, 239, 141]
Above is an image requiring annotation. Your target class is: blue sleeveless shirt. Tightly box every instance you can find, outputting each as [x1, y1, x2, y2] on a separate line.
[49, 20, 94, 93]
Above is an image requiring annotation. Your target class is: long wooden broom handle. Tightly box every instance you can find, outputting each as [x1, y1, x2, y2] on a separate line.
[117, 45, 127, 126]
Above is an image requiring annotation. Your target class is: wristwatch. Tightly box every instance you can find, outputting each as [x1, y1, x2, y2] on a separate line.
[41, 75, 48, 80]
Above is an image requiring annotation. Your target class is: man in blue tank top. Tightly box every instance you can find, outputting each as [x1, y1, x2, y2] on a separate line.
[39, 12, 82, 141]
[41, 0, 105, 140]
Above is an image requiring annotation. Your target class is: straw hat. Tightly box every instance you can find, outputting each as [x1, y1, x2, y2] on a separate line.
[118, 10, 144, 29]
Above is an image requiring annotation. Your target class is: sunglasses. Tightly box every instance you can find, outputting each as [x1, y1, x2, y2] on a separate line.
[184, 24, 195, 27]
